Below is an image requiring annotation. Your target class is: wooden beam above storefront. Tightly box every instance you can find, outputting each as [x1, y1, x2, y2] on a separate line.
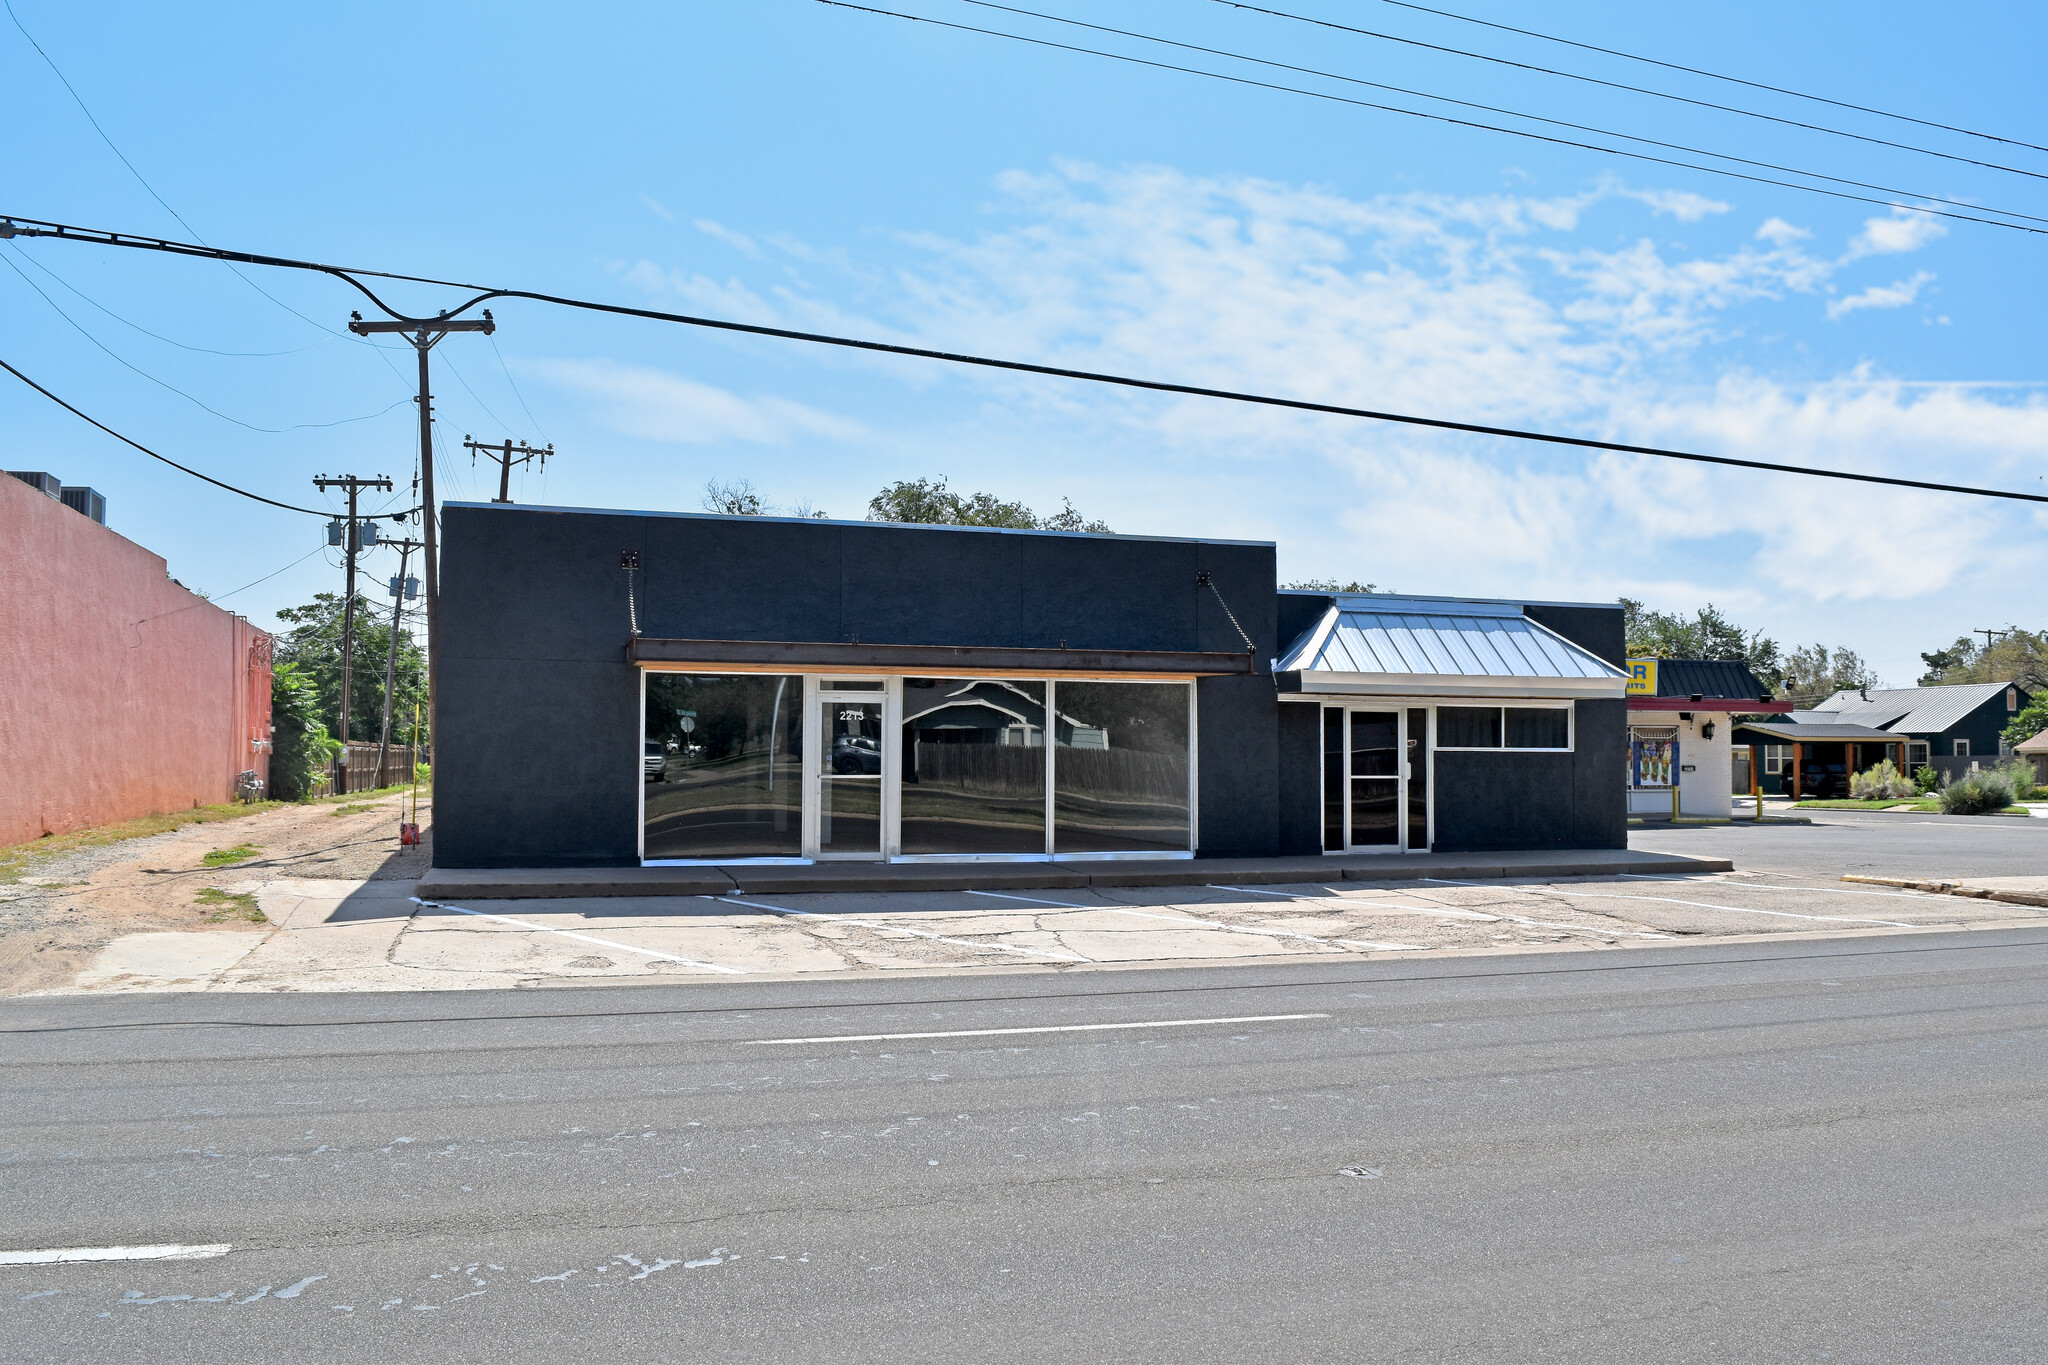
[627, 637, 1255, 678]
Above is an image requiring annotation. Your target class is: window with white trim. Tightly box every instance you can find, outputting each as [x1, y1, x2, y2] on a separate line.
[1907, 741, 1930, 771]
[1954, 739, 1971, 757]
[1436, 704, 1572, 751]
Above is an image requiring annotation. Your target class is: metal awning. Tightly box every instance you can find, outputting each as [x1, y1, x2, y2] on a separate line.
[1736, 721, 1905, 741]
[628, 637, 1255, 678]
[1274, 596, 1628, 699]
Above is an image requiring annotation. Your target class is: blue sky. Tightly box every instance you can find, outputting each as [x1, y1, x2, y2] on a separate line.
[4, 0, 2045, 685]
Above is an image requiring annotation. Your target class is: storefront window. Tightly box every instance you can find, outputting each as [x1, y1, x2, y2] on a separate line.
[643, 674, 801, 860]
[900, 679, 1047, 854]
[1053, 681, 1192, 853]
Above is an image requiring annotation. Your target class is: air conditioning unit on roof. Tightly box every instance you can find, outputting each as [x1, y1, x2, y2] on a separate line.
[7, 470, 62, 498]
[60, 486, 106, 524]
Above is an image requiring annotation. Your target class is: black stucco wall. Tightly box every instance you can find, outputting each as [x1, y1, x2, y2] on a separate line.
[436, 505, 1280, 868]
[1524, 604, 1625, 669]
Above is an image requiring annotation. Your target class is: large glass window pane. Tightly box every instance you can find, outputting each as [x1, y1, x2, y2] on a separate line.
[1437, 706, 1502, 748]
[644, 674, 800, 860]
[900, 679, 1047, 854]
[820, 698, 883, 855]
[1322, 707, 1344, 852]
[1505, 706, 1569, 749]
[1054, 681, 1191, 853]
[1349, 711, 1399, 846]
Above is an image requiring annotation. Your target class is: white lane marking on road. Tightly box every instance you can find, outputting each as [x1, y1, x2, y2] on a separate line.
[713, 897, 1088, 962]
[1623, 873, 1947, 900]
[967, 889, 1423, 951]
[1425, 881, 1915, 929]
[738, 1014, 1330, 1045]
[1413, 881, 1671, 938]
[410, 898, 745, 974]
[1209, 884, 1502, 922]
[0, 1244, 231, 1266]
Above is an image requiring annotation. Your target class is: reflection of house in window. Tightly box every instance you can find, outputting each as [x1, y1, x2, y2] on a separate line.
[901, 680, 1108, 759]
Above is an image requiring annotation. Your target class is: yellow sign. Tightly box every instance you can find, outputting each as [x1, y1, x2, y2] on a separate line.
[1626, 658, 1658, 696]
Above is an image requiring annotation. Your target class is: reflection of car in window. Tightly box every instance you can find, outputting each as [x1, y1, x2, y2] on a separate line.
[644, 739, 668, 782]
[830, 734, 882, 774]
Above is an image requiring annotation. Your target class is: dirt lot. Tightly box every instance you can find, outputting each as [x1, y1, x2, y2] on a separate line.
[0, 793, 429, 995]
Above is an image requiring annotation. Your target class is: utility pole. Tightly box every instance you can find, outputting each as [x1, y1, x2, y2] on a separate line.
[346, 309, 495, 762]
[1976, 628, 2009, 652]
[375, 539, 423, 789]
[313, 474, 393, 783]
[464, 435, 553, 504]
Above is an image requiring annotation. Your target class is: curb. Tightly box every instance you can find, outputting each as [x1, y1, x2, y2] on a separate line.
[1843, 875, 2048, 909]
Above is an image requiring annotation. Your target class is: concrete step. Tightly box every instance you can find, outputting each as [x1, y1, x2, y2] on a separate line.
[416, 848, 1732, 901]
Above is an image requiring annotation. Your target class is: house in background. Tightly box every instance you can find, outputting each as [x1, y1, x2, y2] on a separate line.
[1625, 659, 1788, 816]
[2017, 729, 2048, 785]
[1731, 715, 1906, 799]
[1807, 681, 2032, 782]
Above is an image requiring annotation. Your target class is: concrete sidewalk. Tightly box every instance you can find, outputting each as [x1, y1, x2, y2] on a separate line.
[417, 846, 1731, 900]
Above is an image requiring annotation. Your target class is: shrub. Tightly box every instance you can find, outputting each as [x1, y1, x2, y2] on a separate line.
[270, 662, 340, 802]
[1912, 764, 1941, 794]
[1849, 758, 1916, 801]
[1991, 759, 2039, 802]
[1939, 770, 2016, 815]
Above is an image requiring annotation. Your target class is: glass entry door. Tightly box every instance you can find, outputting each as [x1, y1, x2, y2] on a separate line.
[1324, 706, 1429, 852]
[817, 695, 884, 857]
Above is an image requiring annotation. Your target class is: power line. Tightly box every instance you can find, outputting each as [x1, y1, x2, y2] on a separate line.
[950, 0, 2048, 226]
[6, 214, 2046, 507]
[4, 241, 328, 357]
[812, 1, 2048, 238]
[1367, 0, 2048, 156]
[0, 353, 416, 517]
[0, 247, 413, 432]
[1209, 0, 2048, 183]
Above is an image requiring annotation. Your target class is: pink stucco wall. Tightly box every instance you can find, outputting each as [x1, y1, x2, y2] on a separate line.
[0, 474, 272, 846]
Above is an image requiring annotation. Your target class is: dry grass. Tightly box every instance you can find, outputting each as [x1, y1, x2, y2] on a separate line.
[0, 783, 424, 884]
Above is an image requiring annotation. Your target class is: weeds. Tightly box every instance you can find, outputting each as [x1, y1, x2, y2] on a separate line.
[332, 803, 378, 816]
[201, 844, 261, 867]
[195, 887, 266, 923]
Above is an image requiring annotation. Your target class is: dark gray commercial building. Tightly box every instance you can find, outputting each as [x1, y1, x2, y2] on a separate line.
[435, 504, 1629, 869]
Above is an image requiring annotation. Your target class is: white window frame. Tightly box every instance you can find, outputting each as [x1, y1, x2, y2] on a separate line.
[1433, 701, 1575, 753]
[640, 669, 1198, 864]
[1907, 741, 1930, 771]
[1954, 738, 1971, 757]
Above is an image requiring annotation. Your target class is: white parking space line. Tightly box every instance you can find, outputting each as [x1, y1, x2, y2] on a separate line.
[1423, 881, 1916, 930]
[1411, 881, 1672, 939]
[0, 1244, 231, 1266]
[1624, 873, 1948, 901]
[966, 889, 1423, 952]
[410, 898, 746, 974]
[713, 897, 1088, 962]
[738, 1014, 1330, 1045]
[1208, 884, 1502, 922]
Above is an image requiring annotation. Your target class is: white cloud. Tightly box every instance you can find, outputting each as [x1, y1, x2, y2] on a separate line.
[641, 195, 676, 222]
[693, 218, 759, 257]
[517, 358, 866, 446]
[1621, 188, 1730, 222]
[1846, 208, 1948, 258]
[1755, 217, 1810, 246]
[614, 164, 2047, 675]
[1827, 271, 1935, 319]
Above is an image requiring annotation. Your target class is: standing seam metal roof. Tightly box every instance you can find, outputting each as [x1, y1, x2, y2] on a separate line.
[1811, 681, 2019, 735]
[1279, 601, 1625, 680]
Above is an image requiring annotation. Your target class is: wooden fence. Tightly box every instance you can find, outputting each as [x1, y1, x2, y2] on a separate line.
[911, 743, 1187, 801]
[331, 743, 422, 795]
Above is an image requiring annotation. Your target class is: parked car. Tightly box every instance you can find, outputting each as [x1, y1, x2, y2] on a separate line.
[644, 740, 668, 782]
[1799, 759, 1848, 799]
[830, 734, 881, 774]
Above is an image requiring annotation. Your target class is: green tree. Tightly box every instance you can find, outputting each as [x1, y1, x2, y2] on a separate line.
[1619, 599, 1785, 692]
[2006, 693, 2048, 748]
[273, 592, 427, 747]
[866, 477, 1111, 533]
[1780, 642, 1879, 706]
[1284, 579, 1380, 593]
[269, 662, 338, 801]
[1920, 628, 2048, 692]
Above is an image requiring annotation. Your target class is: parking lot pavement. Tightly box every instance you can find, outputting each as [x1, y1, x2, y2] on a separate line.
[1635, 805, 2048, 879]
[36, 868, 2044, 993]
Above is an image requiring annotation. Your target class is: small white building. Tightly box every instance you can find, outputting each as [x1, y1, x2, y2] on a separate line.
[1625, 659, 1787, 817]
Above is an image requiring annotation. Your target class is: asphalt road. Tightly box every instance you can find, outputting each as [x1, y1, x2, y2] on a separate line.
[5, 927, 2047, 1362]
[1635, 805, 2048, 878]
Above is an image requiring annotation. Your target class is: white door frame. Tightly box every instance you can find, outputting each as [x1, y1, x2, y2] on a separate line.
[1321, 701, 1433, 855]
[804, 678, 896, 861]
